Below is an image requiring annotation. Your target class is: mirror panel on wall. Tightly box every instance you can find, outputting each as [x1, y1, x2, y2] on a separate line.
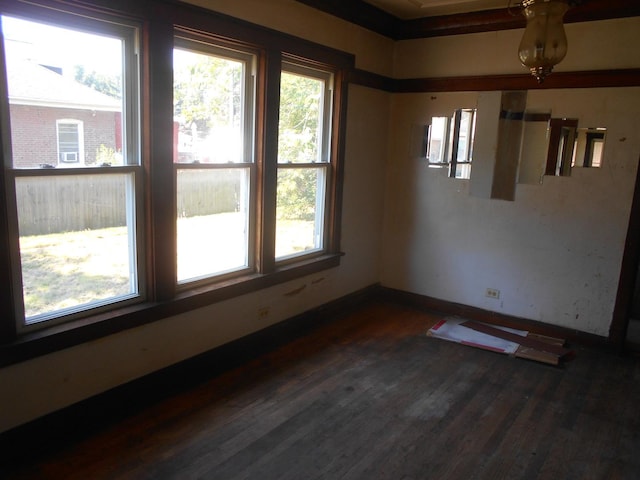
[573, 127, 606, 168]
[426, 109, 477, 179]
[424, 92, 608, 194]
[546, 118, 578, 177]
[518, 110, 551, 185]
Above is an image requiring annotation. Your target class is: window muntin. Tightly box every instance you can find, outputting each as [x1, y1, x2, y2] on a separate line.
[2, 14, 142, 330]
[173, 39, 256, 284]
[276, 64, 332, 260]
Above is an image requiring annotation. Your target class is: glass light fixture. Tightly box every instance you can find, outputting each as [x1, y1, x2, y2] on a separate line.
[518, 0, 569, 83]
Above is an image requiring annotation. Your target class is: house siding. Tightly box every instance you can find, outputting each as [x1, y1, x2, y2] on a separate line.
[9, 105, 120, 168]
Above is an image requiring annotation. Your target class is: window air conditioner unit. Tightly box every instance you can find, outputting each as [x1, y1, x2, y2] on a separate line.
[62, 151, 78, 163]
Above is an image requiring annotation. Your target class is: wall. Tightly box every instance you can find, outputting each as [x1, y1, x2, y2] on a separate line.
[9, 105, 117, 167]
[381, 17, 640, 337]
[0, 1, 392, 433]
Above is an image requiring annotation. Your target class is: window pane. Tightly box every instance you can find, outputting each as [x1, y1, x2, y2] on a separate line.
[177, 168, 250, 282]
[278, 71, 325, 164]
[456, 110, 475, 162]
[173, 48, 247, 164]
[428, 116, 447, 165]
[16, 174, 138, 323]
[3, 14, 140, 328]
[276, 167, 325, 259]
[2, 16, 126, 169]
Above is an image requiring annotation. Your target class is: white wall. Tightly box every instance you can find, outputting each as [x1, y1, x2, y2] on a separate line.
[393, 17, 640, 78]
[382, 16, 640, 337]
[0, 2, 391, 434]
[185, 0, 396, 76]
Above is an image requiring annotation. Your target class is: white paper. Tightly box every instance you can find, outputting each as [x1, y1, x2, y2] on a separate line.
[427, 317, 528, 354]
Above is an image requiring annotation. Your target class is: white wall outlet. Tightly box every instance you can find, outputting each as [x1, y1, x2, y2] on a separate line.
[485, 288, 500, 299]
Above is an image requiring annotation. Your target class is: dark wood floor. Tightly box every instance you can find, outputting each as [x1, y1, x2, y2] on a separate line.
[4, 301, 640, 479]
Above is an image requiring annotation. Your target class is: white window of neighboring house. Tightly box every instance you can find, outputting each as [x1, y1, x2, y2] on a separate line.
[56, 120, 84, 166]
[1, 12, 142, 331]
[276, 62, 333, 260]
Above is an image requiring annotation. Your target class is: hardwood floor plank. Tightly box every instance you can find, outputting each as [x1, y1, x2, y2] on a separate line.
[3, 301, 640, 479]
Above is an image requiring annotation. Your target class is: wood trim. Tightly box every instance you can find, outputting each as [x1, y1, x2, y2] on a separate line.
[400, 0, 640, 39]
[380, 286, 609, 348]
[347, 68, 395, 92]
[295, 0, 400, 39]
[348, 68, 640, 93]
[146, 11, 177, 302]
[327, 68, 349, 254]
[400, 8, 522, 40]
[258, 49, 281, 274]
[296, 0, 640, 40]
[0, 19, 16, 342]
[610, 156, 640, 350]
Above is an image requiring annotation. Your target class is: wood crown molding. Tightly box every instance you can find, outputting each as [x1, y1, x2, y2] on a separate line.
[347, 68, 640, 93]
[296, 0, 640, 39]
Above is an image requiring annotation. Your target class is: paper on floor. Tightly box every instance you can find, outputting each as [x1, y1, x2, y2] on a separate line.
[427, 317, 528, 355]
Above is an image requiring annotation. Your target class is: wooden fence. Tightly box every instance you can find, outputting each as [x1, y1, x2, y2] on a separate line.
[16, 170, 241, 236]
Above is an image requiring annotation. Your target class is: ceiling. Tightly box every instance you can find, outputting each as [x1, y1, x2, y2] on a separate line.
[363, 0, 508, 19]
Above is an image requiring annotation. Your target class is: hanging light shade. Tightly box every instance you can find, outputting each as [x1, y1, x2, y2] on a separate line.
[518, 0, 569, 83]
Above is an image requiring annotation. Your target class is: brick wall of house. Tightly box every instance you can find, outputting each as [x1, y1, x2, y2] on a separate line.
[9, 105, 120, 168]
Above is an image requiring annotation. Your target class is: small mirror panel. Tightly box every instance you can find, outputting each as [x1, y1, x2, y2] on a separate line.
[572, 128, 606, 168]
[518, 110, 551, 185]
[545, 118, 578, 177]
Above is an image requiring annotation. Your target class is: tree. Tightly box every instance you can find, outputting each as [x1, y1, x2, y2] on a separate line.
[74, 65, 121, 98]
[173, 50, 242, 139]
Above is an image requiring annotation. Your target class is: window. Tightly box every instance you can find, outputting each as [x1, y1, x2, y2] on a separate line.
[1, 12, 141, 331]
[427, 109, 476, 179]
[173, 38, 256, 284]
[56, 120, 84, 166]
[276, 64, 332, 260]
[0, 1, 348, 359]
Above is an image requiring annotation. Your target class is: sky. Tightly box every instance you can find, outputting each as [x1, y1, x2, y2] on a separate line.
[1, 15, 123, 76]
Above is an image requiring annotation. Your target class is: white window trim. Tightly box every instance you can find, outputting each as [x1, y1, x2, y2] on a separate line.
[56, 119, 84, 167]
[1, 11, 144, 334]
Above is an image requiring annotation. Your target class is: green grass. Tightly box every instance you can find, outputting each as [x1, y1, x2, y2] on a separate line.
[19, 214, 315, 319]
[20, 227, 132, 318]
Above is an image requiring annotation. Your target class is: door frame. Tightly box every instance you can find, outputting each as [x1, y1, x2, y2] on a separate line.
[610, 155, 640, 350]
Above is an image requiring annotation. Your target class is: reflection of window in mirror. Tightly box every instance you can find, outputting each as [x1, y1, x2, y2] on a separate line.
[518, 110, 551, 185]
[426, 109, 476, 179]
[572, 128, 606, 168]
[427, 116, 449, 167]
[546, 118, 578, 176]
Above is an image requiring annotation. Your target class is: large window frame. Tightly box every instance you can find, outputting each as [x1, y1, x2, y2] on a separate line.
[1, 6, 143, 335]
[173, 35, 258, 286]
[0, 0, 350, 365]
[276, 61, 334, 262]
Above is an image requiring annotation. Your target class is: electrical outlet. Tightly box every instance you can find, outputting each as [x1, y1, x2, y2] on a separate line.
[258, 306, 270, 318]
[485, 288, 500, 299]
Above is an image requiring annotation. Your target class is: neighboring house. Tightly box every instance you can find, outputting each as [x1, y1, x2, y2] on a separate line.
[7, 59, 121, 168]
